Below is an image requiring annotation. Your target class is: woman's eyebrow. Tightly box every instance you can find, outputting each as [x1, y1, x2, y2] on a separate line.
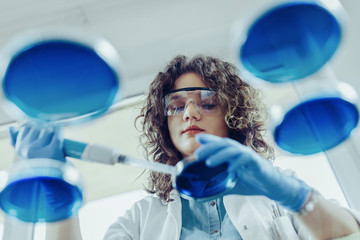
[169, 94, 183, 101]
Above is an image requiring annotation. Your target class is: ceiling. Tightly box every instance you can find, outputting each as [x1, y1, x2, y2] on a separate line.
[0, 0, 359, 202]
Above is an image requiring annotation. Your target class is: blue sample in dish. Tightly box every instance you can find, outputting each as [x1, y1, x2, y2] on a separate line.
[2, 40, 119, 122]
[176, 160, 236, 200]
[275, 97, 359, 155]
[0, 176, 82, 222]
[240, 2, 342, 83]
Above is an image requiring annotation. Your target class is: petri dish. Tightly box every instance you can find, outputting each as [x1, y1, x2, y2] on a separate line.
[237, 1, 342, 83]
[0, 29, 122, 125]
[274, 96, 359, 155]
[174, 156, 237, 201]
[0, 158, 83, 222]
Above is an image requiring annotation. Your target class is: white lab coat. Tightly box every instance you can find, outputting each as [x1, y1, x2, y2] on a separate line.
[104, 191, 360, 240]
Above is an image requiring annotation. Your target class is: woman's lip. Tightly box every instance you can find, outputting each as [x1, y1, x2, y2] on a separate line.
[182, 125, 205, 135]
[183, 129, 204, 135]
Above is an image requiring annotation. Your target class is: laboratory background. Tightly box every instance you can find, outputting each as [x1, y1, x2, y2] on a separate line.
[0, 0, 359, 239]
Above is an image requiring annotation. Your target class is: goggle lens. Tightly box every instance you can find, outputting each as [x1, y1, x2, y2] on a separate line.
[164, 88, 220, 116]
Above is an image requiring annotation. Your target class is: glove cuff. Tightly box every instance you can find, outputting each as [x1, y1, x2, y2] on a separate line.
[295, 189, 321, 216]
[278, 178, 312, 212]
[291, 184, 312, 212]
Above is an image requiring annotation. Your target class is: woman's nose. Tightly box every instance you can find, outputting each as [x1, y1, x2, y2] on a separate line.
[183, 102, 201, 121]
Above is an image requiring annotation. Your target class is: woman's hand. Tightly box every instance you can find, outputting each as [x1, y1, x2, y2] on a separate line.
[9, 122, 66, 161]
[194, 133, 311, 212]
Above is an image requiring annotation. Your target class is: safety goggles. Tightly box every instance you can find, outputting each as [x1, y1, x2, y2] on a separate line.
[163, 87, 221, 116]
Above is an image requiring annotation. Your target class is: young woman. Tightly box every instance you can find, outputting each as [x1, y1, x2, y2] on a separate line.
[104, 55, 360, 239]
[11, 55, 360, 240]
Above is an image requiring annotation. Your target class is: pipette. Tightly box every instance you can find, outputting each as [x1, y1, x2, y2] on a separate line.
[10, 131, 237, 201]
[64, 139, 236, 201]
[64, 139, 177, 175]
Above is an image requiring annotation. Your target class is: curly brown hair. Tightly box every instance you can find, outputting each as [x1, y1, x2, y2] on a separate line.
[135, 55, 274, 202]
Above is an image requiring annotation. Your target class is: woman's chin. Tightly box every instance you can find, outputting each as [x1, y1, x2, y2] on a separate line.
[179, 141, 200, 158]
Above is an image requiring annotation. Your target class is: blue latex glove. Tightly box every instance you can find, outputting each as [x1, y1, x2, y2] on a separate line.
[9, 122, 66, 161]
[194, 133, 311, 212]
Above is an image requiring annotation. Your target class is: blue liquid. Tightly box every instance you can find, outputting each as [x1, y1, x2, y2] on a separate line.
[275, 97, 359, 155]
[176, 160, 236, 200]
[3, 40, 119, 122]
[240, 2, 341, 83]
[0, 176, 83, 222]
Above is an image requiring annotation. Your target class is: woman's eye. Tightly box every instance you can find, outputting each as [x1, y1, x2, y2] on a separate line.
[201, 104, 217, 110]
[168, 104, 185, 114]
[174, 106, 185, 112]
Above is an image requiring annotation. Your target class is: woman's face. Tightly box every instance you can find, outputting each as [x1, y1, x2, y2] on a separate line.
[167, 72, 229, 158]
